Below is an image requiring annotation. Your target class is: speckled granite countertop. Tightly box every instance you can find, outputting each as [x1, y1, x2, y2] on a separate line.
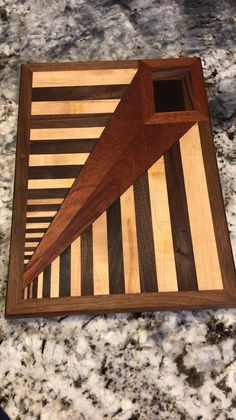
[0, 1, 236, 419]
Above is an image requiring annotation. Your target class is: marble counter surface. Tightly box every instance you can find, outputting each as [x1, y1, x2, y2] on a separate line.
[0, 1, 235, 419]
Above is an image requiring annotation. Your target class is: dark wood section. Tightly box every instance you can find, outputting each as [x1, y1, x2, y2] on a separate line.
[27, 188, 69, 199]
[32, 277, 38, 298]
[31, 114, 111, 129]
[28, 165, 82, 179]
[133, 173, 158, 292]
[27, 60, 138, 72]
[81, 226, 93, 296]
[24, 237, 43, 242]
[26, 217, 53, 223]
[32, 85, 128, 101]
[164, 142, 198, 291]
[25, 248, 38, 252]
[25, 228, 48, 233]
[59, 246, 71, 297]
[6, 65, 32, 315]
[42, 266, 51, 298]
[27, 204, 60, 211]
[107, 200, 125, 294]
[30, 139, 97, 154]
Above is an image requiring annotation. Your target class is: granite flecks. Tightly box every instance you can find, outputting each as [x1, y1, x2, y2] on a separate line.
[0, 0, 235, 419]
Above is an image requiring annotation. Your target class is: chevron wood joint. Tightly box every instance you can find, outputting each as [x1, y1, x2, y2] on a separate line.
[6, 58, 236, 318]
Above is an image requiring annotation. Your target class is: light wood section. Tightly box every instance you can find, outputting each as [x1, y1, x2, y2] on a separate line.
[32, 69, 137, 88]
[180, 123, 223, 290]
[32, 99, 120, 115]
[29, 153, 89, 166]
[25, 241, 39, 247]
[24, 251, 34, 256]
[93, 212, 109, 295]
[28, 179, 75, 190]
[25, 232, 45, 238]
[27, 198, 64, 205]
[120, 186, 140, 293]
[71, 237, 81, 296]
[37, 272, 43, 298]
[148, 158, 178, 292]
[26, 211, 57, 218]
[24, 260, 29, 264]
[50, 257, 60, 298]
[23, 287, 27, 299]
[30, 127, 104, 140]
[26, 222, 50, 229]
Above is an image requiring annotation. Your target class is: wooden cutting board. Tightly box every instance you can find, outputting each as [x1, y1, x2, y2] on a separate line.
[6, 58, 236, 318]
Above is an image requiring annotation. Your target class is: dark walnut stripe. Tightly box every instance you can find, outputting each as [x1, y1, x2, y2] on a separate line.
[43, 265, 51, 298]
[28, 188, 69, 199]
[28, 165, 82, 179]
[27, 204, 60, 211]
[133, 172, 158, 293]
[30, 139, 97, 154]
[164, 142, 198, 291]
[24, 237, 43, 242]
[26, 217, 53, 223]
[30, 114, 111, 129]
[81, 226, 94, 296]
[25, 228, 48, 233]
[32, 85, 128, 101]
[25, 248, 37, 252]
[32, 277, 38, 298]
[107, 199, 125, 294]
[59, 246, 71, 297]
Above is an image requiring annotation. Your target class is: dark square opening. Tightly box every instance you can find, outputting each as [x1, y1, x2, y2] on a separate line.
[152, 69, 194, 113]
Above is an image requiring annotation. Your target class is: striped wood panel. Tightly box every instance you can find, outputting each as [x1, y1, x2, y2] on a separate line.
[24, 123, 223, 299]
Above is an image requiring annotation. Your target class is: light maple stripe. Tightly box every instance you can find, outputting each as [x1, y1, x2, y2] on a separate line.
[148, 158, 178, 292]
[25, 232, 45, 238]
[71, 237, 81, 296]
[93, 212, 109, 295]
[180, 123, 223, 290]
[37, 272, 43, 298]
[50, 257, 60, 298]
[26, 211, 57, 218]
[26, 222, 50, 229]
[120, 186, 140, 293]
[28, 179, 75, 189]
[25, 241, 39, 247]
[24, 251, 34, 256]
[31, 99, 120, 115]
[32, 68, 137, 88]
[30, 127, 104, 140]
[29, 153, 89, 166]
[27, 198, 64, 205]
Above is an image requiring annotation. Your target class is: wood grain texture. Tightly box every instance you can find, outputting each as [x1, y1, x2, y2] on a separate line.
[93, 212, 109, 295]
[81, 227, 93, 296]
[28, 178, 75, 189]
[32, 69, 137, 87]
[180, 123, 223, 290]
[71, 237, 81, 297]
[31, 99, 120, 115]
[133, 172, 158, 293]
[29, 153, 89, 166]
[32, 85, 128, 101]
[120, 186, 140, 294]
[27, 198, 64, 205]
[30, 127, 104, 140]
[148, 158, 178, 292]
[50, 257, 60, 298]
[164, 141, 198, 291]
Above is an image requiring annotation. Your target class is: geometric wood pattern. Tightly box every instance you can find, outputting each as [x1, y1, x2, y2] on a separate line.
[6, 58, 236, 317]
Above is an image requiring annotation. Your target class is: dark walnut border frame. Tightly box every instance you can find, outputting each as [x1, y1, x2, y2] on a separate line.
[6, 58, 236, 318]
